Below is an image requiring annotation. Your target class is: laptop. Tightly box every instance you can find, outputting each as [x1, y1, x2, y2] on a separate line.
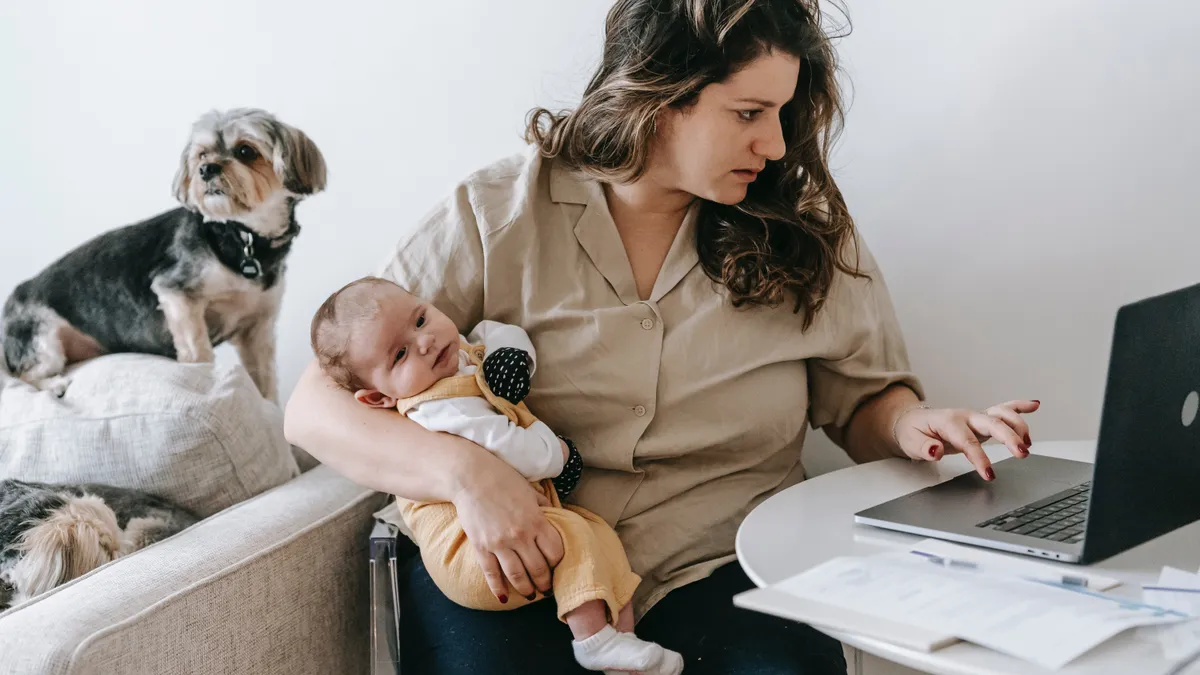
[854, 281, 1200, 564]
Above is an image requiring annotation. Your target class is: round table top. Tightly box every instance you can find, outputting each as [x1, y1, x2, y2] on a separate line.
[735, 439, 1200, 675]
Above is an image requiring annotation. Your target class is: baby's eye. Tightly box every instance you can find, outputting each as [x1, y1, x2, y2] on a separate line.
[395, 347, 407, 363]
[416, 314, 426, 328]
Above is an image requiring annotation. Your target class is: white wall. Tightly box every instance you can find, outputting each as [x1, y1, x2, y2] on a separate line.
[2, 1, 1198, 475]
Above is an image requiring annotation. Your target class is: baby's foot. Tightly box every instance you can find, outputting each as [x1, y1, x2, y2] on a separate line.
[645, 647, 683, 675]
[573, 625, 683, 674]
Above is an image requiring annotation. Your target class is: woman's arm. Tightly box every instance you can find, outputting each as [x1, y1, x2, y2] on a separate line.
[824, 383, 918, 464]
[284, 358, 565, 598]
[284, 358, 475, 501]
[826, 382, 1038, 481]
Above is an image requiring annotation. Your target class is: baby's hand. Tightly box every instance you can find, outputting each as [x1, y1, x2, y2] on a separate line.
[482, 347, 532, 404]
[552, 436, 583, 499]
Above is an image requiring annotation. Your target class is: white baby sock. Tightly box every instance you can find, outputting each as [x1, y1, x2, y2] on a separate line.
[572, 625, 684, 674]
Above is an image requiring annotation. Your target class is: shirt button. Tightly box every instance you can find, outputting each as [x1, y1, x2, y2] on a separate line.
[633, 405, 647, 417]
[640, 318, 654, 330]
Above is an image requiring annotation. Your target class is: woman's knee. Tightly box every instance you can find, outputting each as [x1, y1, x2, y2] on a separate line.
[397, 557, 585, 674]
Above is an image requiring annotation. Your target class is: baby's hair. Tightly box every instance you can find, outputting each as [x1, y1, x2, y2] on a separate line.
[309, 275, 405, 391]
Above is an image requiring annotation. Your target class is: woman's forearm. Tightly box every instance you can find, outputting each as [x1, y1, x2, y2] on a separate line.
[825, 383, 919, 464]
[284, 357, 488, 502]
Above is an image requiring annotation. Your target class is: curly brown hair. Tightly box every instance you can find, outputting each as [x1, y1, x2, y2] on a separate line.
[526, 0, 860, 329]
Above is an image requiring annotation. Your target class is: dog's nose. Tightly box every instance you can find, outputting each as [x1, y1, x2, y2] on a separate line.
[199, 163, 222, 181]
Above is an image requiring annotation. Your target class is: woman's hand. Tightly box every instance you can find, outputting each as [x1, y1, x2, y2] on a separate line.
[892, 399, 1041, 481]
[451, 450, 564, 603]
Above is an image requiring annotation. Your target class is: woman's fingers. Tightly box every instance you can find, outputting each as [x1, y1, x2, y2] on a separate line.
[984, 405, 1033, 447]
[535, 527, 565, 569]
[516, 541, 554, 594]
[1000, 399, 1041, 415]
[938, 418, 995, 481]
[970, 412, 1028, 459]
[475, 549, 510, 604]
[494, 548, 537, 600]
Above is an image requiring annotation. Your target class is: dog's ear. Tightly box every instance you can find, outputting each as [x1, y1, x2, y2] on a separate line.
[272, 123, 327, 196]
[171, 143, 194, 208]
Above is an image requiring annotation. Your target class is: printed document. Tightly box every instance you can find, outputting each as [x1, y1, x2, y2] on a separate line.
[774, 553, 1189, 669]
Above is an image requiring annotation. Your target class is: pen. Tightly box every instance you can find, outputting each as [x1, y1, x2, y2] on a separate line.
[909, 550, 1091, 587]
[1143, 586, 1200, 594]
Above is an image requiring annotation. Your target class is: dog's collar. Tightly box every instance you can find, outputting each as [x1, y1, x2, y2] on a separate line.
[227, 221, 300, 280]
[200, 217, 301, 281]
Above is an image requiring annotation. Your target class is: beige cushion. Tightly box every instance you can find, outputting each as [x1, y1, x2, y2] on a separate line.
[0, 353, 298, 518]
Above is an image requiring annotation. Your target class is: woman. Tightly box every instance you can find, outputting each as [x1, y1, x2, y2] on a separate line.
[285, 0, 1038, 672]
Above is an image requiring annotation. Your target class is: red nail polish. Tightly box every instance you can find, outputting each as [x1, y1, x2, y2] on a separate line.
[1033, 400, 1040, 404]
[928, 446, 938, 458]
[985, 468, 996, 481]
[1024, 433, 1031, 446]
[526, 593, 536, 601]
[498, 595, 508, 604]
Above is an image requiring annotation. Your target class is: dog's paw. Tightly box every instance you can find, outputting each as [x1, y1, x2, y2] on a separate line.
[35, 375, 71, 398]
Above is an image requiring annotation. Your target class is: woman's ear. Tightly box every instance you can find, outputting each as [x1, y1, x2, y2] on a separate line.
[354, 389, 397, 409]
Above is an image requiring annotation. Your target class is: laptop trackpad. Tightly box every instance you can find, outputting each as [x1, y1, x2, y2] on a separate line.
[861, 454, 1093, 526]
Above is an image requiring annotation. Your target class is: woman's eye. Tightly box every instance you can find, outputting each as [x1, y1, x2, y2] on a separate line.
[234, 144, 259, 162]
[395, 347, 407, 363]
[738, 109, 762, 122]
[416, 314, 426, 328]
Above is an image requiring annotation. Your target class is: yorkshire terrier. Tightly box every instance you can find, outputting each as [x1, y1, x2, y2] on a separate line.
[1, 108, 327, 401]
[0, 478, 199, 610]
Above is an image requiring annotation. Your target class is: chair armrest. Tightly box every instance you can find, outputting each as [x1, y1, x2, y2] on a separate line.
[0, 465, 387, 675]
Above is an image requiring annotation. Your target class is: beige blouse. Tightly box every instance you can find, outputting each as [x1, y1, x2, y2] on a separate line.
[378, 148, 923, 619]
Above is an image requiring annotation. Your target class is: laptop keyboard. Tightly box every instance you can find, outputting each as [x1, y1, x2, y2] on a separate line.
[976, 481, 1090, 543]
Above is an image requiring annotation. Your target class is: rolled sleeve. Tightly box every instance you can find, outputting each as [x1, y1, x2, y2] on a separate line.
[807, 234, 925, 431]
[377, 183, 485, 334]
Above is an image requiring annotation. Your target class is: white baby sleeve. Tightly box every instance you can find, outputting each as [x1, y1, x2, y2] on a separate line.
[407, 397, 564, 480]
[467, 320, 537, 376]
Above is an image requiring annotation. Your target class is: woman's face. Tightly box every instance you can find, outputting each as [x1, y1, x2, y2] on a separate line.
[652, 51, 801, 205]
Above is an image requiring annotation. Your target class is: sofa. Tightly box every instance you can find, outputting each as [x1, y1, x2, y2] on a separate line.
[0, 354, 390, 675]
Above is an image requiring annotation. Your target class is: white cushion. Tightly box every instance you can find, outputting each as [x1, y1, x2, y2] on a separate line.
[0, 353, 299, 518]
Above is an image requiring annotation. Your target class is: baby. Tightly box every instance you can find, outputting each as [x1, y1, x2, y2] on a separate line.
[310, 276, 683, 675]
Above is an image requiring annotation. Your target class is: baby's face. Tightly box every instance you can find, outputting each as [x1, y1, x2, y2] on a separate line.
[346, 286, 461, 402]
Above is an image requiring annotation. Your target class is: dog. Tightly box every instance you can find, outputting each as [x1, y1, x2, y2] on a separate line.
[0, 478, 200, 610]
[0, 108, 327, 402]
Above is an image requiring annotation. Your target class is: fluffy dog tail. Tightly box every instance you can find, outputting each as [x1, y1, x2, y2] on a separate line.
[8, 494, 123, 605]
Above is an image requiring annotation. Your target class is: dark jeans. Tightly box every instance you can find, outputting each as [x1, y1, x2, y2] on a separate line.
[397, 550, 847, 674]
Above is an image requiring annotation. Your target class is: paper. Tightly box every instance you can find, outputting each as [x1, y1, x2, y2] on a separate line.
[775, 554, 1188, 669]
[908, 538, 1122, 591]
[732, 584, 959, 652]
[1139, 567, 1200, 660]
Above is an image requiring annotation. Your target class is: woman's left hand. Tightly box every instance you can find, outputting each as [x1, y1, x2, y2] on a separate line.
[892, 400, 1041, 481]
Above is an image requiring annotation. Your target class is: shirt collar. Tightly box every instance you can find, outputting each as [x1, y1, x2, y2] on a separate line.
[553, 160, 701, 304]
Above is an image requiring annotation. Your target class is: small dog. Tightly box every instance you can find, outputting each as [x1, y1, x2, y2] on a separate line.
[1, 108, 327, 401]
[0, 478, 199, 610]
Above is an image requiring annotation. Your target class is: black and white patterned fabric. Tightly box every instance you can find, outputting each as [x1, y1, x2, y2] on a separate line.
[481, 347, 532, 404]
[553, 436, 583, 499]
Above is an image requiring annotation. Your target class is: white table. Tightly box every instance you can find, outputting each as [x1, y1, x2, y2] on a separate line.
[735, 439, 1200, 675]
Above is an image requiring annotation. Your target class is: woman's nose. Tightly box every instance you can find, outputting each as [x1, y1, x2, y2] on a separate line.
[754, 116, 786, 161]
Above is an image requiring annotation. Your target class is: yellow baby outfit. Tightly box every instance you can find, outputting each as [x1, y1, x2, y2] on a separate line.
[391, 341, 641, 624]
